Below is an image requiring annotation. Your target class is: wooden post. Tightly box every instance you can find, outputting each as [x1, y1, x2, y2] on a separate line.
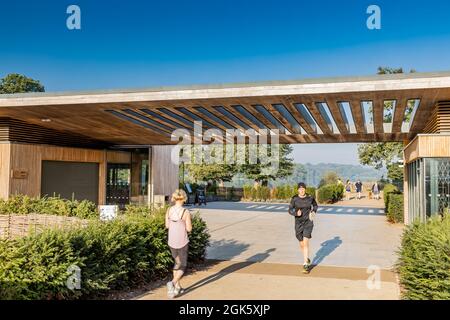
[403, 139, 410, 225]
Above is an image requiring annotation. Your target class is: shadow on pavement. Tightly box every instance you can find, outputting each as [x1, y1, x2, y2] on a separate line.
[179, 247, 276, 297]
[310, 236, 343, 270]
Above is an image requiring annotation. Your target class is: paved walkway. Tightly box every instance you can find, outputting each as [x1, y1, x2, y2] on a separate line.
[137, 201, 404, 300]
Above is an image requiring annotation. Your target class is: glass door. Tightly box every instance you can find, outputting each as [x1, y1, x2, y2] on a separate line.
[106, 163, 131, 209]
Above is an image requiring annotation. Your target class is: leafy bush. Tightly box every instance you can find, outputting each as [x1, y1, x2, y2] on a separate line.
[333, 184, 344, 201]
[317, 185, 335, 204]
[0, 210, 210, 299]
[256, 186, 270, 201]
[243, 185, 253, 200]
[317, 184, 343, 204]
[306, 187, 316, 197]
[383, 184, 399, 209]
[387, 194, 404, 223]
[397, 215, 450, 300]
[0, 195, 98, 219]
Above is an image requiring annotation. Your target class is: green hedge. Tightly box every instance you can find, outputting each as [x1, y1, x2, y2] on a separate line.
[0, 211, 210, 300]
[397, 215, 450, 300]
[383, 184, 399, 210]
[387, 194, 404, 223]
[0, 195, 98, 219]
[317, 184, 344, 204]
[242, 184, 316, 202]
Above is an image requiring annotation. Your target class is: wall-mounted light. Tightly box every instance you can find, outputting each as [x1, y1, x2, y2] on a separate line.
[41, 118, 51, 122]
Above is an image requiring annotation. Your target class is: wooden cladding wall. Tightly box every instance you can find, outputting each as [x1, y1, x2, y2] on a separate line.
[151, 145, 179, 197]
[3, 143, 131, 204]
[404, 134, 450, 163]
[0, 117, 111, 149]
[423, 102, 450, 134]
[0, 143, 11, 199]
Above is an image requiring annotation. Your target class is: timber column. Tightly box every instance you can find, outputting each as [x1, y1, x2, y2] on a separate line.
[150, 145, 179, 205]
[403, 139, 410, 225]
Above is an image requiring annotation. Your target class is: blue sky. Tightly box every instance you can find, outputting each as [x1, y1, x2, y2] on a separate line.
[1, 0, 450, 165]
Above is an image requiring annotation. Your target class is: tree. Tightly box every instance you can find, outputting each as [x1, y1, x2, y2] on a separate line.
[239, 144, 294, 186]
[185, 163, 236, 183]
[318, 171, 339, 188]
[0, 73, 45, 94]
[182, 145, 237, 184]
[357, 67, 416, 183]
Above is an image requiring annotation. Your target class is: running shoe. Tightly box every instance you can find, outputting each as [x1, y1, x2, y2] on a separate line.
[174, 285, 185, 297]
[167, 281, 175, 299]
[302, 263, 310, 274]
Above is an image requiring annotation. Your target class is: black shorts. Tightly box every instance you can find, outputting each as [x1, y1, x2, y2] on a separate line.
[295, 219, 314, 241]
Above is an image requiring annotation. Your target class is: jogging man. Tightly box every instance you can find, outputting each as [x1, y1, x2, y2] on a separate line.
[288, 182, 318, 274]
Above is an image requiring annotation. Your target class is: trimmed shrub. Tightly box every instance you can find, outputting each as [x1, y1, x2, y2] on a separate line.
[243, 185, 253, 200]
[317, 184, 343, 204]
[383, 184, 399, 210]
[250, 187, 258, 201]
[306, 187, 316, 197]
[0, 195, 98, 219]
[397, 215, 450, 300]
[0, 210, 210, 299]
[317, 185, 335, 204]
[387, 194, 404, 223]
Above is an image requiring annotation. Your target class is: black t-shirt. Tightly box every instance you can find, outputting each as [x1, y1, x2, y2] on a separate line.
[288, 195, 318, 222]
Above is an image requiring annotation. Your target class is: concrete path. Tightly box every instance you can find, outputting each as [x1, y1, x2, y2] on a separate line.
[137, 201, 404, 300]
[138, 260, 400, 300]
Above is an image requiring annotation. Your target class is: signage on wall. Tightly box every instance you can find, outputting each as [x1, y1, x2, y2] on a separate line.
[11, 169, 28, 179]
[99, 205, 118, 221]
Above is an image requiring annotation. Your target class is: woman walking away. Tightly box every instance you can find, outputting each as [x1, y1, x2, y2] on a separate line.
[165, 189, 192, 299]
[288, 182, 318, 274]
[372, 181, 380, 200]
[345, 179, 352, 201]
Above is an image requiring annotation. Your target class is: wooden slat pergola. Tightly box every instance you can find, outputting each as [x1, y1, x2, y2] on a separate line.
[1, 71, 450, 145]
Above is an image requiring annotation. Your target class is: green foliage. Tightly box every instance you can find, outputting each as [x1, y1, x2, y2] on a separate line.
[188, 212, 210, 263]
[0, 195, 98, 219]
[257, 186, 270, 201]
[387, 163, 404, 182]
[0, 230, 80, 300]
[318, 171, 339, 188]
[383, 184, 399, 209]
[243, 185, 253, 200]
[358, 142, 403, 170]
[242, 184, 315, 202]
[0, 211, 210, 299]
[397, 215, 450, 300]
[317, 184, 344, 204]
[387, 194, 404, 223]
[0, 73, 45, 94]
[306, 187, 316, 197]
[239, 144, 294, 185]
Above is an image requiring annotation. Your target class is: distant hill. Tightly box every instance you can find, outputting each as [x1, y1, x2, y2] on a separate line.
[227, 163, 387, 188]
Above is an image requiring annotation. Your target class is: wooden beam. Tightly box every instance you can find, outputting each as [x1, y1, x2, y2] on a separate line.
[324, 98, 349, 135]
[349, 99, 366, 134]
[280, 96, 316, 135]
[373, 98, 384, 134]
[409, 89, 440, 133]
[240, 104, 298, 144]
[391, 96, 408, 133]
[300, 97, 333, 135]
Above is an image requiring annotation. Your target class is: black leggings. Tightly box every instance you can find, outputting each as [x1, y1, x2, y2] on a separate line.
[170, 244, 188, 271]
